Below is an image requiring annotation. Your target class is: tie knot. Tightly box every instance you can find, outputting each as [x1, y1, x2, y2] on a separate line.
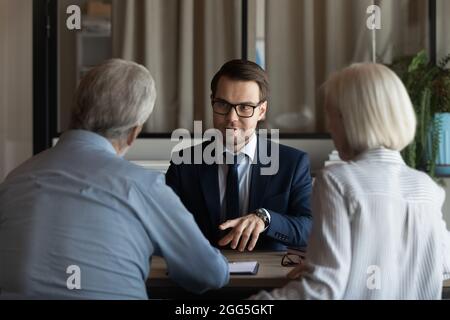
[223, 152, 244, 166]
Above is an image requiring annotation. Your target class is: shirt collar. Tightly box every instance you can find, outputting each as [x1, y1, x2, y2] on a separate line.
[353, 147, 405, 165]
[58, 130, 117, 155]
[221, 132, 257, 162]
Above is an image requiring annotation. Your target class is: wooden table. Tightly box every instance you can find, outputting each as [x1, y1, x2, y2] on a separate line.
[444, 279, 450, 299]
[147, 251, 292, 299]
[147, 251, 450, 299]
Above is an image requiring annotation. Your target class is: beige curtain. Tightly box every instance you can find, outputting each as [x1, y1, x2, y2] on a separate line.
[112, 0, 242, 132]
[265, 0, 428, 133]
[0, 0, 32, 181]
[437, 0, 450, 61]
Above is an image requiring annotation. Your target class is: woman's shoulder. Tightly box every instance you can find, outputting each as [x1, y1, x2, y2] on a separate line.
[318, 160, 445, 204]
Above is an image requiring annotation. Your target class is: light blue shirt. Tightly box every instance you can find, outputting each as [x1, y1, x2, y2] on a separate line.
[0, 130, 229, 299]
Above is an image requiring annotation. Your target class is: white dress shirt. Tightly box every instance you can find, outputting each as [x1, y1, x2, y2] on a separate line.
[252, 148, 450, 299]
[218, 133, 257, 223]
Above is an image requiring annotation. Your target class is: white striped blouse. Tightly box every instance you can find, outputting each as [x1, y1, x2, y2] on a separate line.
[252, 148, 450, 299]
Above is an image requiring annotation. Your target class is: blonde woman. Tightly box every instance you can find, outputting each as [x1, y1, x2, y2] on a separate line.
[252, 63, 450, 299]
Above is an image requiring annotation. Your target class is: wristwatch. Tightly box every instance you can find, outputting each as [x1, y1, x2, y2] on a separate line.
[255, 208, 271, 230]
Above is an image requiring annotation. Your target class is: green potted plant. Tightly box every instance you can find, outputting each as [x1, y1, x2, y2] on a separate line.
[390, 51, 450, 178]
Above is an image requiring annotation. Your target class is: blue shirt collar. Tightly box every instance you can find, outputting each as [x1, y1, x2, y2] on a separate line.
[58, 130, 117, 155]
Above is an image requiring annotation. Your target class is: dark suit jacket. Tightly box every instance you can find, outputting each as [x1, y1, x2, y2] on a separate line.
[165, 137, 312, 251]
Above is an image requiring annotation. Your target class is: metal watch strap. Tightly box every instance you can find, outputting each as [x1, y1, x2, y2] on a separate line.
[256, 208, 269, 228]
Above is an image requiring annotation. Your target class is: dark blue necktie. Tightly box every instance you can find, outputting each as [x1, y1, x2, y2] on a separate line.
[225, 155, 240, 220]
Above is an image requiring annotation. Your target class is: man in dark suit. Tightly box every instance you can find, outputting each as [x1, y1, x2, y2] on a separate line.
[166, 60, 312, 251]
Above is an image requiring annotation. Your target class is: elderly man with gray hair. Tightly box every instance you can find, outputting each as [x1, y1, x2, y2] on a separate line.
[0, 59, 229, 299]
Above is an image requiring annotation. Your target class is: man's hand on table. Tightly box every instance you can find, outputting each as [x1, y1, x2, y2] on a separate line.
[218, 214, 265, 252]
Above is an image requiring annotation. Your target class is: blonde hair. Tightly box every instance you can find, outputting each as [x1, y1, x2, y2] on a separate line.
[324, 63, 416, 153]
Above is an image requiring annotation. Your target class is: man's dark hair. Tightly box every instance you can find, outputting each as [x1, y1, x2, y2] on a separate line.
[210, 59, 269, 101]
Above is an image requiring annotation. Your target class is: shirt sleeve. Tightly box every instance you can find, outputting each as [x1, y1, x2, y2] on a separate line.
[251, 170, 352, 299]
[437, 187, 450, 280]
[432, 184, 450, 280]
[138, 174, 230, 294]
[441, 219, 450, 280]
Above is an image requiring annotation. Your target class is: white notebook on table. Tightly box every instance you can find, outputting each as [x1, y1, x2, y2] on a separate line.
[228, 261, 259, 275]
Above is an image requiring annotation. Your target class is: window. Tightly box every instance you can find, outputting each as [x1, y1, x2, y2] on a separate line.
[34, 0, 441, 153]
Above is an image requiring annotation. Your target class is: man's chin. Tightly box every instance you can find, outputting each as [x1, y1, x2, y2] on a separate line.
[223, 132, 244, 145]
[221, 128, 255, 148]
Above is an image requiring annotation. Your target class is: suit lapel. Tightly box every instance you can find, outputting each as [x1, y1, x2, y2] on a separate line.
[248, 137, 272, 213]
[199, 162, 221, 228]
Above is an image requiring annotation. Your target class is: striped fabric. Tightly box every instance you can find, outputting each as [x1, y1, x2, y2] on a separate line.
[252, 148, 450, 300]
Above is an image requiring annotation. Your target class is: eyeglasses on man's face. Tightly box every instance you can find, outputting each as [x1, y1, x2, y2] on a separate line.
[211, 98, 266, 118]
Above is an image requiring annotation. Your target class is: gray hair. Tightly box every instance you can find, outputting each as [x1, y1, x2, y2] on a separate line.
[70, 59, 157, 140]
[324, 63, 416, 152]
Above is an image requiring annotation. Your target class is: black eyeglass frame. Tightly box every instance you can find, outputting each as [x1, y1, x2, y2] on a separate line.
[211, 98, 267, 118]
[281, 253, 305, 267]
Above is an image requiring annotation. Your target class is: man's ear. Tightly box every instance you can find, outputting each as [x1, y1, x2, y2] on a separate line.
[127, 126, 143, 147]
[257, 101, 268, 121]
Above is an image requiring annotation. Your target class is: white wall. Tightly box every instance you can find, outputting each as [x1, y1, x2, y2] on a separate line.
[0, 0, 33, 181]
[125, 137, 336, 173]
